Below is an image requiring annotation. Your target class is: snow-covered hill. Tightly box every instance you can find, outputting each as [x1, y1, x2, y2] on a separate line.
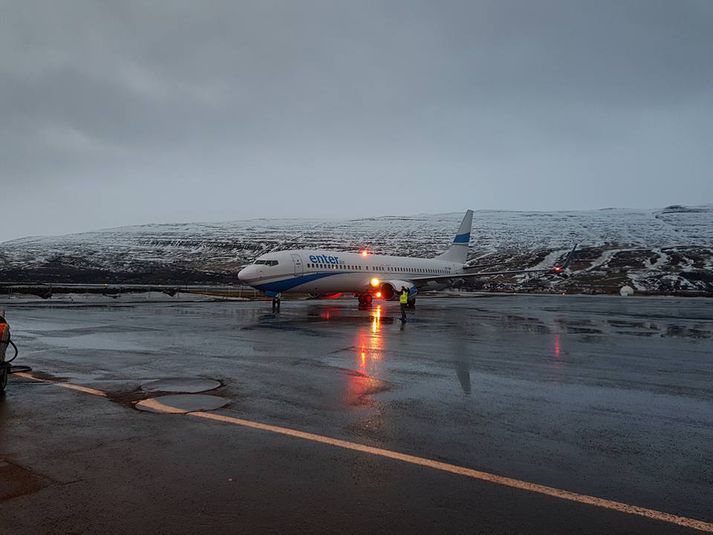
[1, 206, 711, 294]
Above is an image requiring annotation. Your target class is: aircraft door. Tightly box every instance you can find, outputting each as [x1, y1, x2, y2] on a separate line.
[291, 254, 304, 277]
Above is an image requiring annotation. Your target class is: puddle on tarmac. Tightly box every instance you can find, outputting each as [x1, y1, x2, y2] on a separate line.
[135, 394, 229, 414]
[0, 459, 50, 501]
[141, 378, 222, 394]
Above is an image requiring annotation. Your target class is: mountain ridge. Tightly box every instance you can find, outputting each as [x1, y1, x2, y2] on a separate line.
[1, 206, 711, 295]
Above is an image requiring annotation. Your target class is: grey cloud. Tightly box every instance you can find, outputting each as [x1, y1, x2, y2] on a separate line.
[0, 0, 711, 242]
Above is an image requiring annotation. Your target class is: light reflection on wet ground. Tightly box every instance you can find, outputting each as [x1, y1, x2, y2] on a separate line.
[2, 295, 712, 523]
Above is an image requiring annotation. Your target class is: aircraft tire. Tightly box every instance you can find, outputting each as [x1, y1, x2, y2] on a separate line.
[357, 294, 373, 308]
[0, 365, 7, 392]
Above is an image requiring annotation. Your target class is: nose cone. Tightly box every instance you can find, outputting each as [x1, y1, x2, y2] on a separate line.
[238, 265, 253, 283]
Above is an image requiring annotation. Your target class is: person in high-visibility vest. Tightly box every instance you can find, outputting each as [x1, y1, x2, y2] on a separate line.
[399, 287, 409, 322]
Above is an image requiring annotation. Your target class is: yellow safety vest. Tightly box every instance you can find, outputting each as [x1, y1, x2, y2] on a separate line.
[399, 291, 408, 304]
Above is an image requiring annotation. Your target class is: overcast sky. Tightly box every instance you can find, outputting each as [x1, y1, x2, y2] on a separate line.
[1, 0, 711, 242]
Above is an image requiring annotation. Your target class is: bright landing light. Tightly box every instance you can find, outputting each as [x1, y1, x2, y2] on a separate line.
[370, 278, 380, 287]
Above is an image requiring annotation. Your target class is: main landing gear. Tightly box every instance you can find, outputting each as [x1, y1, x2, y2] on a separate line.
[356, 294, 415, 309]
[357, 293, 373, 309]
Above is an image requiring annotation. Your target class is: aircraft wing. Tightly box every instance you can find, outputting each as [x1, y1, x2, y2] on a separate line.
[411, 244, 578, 287]
[409, 267, 552, 287]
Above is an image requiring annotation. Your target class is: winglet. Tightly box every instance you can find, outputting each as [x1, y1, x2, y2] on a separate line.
[562, 243, 578, 269]
[552, 244, 578, 276]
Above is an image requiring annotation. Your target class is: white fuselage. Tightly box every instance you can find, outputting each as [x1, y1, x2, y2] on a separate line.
[237, 249, 464, 296]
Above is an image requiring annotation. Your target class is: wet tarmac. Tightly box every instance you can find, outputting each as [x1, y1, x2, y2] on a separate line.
[0, 295, 712, 534]
[135, 394, 230, 413]
[140, 377, 222, 394]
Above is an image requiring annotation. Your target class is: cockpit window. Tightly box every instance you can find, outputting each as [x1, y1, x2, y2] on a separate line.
[254, 260, 279, 266]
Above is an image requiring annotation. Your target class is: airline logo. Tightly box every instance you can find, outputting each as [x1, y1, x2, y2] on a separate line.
[309, 254, 343, 265]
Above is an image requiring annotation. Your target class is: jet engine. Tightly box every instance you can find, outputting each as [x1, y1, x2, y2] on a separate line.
[376, 280, 416, 300]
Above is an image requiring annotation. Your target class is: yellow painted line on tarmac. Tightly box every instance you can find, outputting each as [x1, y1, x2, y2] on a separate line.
[12, 371, 713, 533]
[14, 371, 108, 397]
[55, 382, 108, 397]
[13, 372, 45, 381]
[135, 398, 187, 414]
[189, 411, 713, 533]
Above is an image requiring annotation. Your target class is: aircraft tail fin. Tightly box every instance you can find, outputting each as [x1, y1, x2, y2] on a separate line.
[436, 210, 473, 264]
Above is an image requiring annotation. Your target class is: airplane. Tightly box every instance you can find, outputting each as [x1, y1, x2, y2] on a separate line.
[237, 210, 577, 307]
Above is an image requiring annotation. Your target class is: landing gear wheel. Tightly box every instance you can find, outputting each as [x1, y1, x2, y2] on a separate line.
[357, 294, 373, 309]
[271, 294, 282, 313]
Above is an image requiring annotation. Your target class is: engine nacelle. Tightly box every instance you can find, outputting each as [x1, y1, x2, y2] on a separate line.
[377, 280, 417, 301]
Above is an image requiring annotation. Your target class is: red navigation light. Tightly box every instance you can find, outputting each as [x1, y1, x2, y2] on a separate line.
[375, 291, 382, 298]
[553, 265, 563, 273]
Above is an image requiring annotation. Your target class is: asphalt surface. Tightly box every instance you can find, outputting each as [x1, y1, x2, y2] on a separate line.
[1, 295, 712, 534]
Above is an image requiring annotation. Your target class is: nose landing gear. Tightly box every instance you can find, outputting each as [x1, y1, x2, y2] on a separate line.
[271, 293, 282, 313]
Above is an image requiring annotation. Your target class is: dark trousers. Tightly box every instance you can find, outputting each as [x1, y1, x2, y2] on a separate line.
[400, 303, 407, 320]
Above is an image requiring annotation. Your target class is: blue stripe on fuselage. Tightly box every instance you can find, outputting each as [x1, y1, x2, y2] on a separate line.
[254, 272, 341, 294]
[453, 233, 470, 244]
